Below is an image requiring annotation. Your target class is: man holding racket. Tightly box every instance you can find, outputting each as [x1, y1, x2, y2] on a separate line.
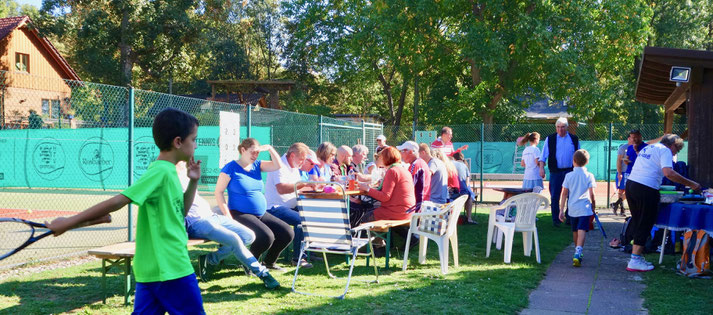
[47, 108, 206, 314]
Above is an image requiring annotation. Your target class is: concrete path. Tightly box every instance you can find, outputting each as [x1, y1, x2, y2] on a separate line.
[521, 214, 648, 315]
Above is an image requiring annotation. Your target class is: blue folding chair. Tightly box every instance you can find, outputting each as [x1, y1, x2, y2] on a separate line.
[291, 182, 379, 299]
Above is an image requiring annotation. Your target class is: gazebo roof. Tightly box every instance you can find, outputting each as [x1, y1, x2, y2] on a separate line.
[635, 46, 713, 105]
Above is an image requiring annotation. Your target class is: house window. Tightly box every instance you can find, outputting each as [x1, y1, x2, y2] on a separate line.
[51, 100, 61, 119]
[42, 99, 49, 116]
[15, 53, 29, 72]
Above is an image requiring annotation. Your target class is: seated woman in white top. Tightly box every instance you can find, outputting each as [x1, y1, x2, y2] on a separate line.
[176, 161, 279, 289]
[519, 132, 543, 190]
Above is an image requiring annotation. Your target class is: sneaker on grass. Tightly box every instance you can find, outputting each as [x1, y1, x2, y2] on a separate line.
[292, 258, 313, 269]
[198, 254, 216, 282]
[626, 257, 654, 272]
[265, 263, 287, 273]
[258, 272, 280, 290]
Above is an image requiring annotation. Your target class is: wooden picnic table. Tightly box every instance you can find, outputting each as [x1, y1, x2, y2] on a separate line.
[487, 185, 533, 201]
[88, 239, 210, 305]
[298, 189, 366, 199]
[361, 219, 411, 270]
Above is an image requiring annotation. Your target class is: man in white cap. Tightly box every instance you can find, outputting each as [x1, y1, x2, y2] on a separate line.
[376, 135, 387, 151]
[299, 150, 320, 181]
[397, 140, 431, 206]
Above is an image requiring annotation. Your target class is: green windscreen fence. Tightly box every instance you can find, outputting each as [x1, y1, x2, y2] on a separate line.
[0, 71, 382, 268]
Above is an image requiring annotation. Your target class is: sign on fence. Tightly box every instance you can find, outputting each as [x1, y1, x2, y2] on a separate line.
[218, 111, 241, 169]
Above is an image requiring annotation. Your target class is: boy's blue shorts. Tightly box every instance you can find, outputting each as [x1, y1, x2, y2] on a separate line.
[133, 273, 205, 315]
[570, 215, 592, 232]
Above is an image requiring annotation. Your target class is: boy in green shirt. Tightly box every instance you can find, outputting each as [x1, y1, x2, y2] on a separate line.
[48, 108, 205, 314]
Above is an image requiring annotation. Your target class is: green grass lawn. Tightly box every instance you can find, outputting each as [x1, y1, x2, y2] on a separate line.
[0, 210, 572, 314]
[641, 253, 713, 315]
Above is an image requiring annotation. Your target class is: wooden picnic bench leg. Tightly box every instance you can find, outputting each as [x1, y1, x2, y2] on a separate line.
[124, 258, 133, 305]
[384, 228, 392, 270]
[101, 259, 107, 304]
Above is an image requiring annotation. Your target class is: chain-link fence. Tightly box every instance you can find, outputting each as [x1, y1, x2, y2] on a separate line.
[384, 123, 689, 205]
[0, 71, 382, 269]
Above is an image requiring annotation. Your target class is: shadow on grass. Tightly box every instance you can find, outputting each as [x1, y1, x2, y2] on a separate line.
[0, 212, 573, 314]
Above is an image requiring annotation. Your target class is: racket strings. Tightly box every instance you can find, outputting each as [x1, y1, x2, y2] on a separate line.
[0, 221, 37, 256]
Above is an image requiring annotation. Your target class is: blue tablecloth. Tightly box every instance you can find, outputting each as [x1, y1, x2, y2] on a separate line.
[655, 202, 713, 234]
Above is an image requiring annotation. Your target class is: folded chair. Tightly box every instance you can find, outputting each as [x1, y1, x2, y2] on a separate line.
[402, 195, 468, 274]
[486, 193, 549, 263]
[291, 182, 378, 299]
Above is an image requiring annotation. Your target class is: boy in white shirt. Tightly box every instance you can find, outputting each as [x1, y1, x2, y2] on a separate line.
[559, 149, 596, 267]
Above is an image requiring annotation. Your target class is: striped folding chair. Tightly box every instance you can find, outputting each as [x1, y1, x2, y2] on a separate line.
[291, 181, 379, 299]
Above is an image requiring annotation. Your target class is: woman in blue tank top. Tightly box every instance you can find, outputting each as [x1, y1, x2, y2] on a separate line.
[214, 138, 294, 270]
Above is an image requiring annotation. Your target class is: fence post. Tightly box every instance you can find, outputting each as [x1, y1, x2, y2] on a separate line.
[361, 120, 366, 145]
[480, 122, 484, 203]
[247, 105, 252, 138]
[318, 115, 323, 144]
[607, 122, 612, 210]
[127, 87, 135, 242]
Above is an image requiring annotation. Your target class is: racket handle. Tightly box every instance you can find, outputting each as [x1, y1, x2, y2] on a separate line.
[75, 214, 112, 228]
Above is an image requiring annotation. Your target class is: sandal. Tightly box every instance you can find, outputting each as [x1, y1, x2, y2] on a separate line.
[609, 238, 622, 248]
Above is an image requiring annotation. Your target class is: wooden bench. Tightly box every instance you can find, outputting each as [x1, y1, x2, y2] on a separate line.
[88, 239, 209, 305]
[361, 219, 411, 270]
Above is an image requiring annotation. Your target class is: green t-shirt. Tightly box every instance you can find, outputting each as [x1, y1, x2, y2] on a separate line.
[121, 160, 193, 283]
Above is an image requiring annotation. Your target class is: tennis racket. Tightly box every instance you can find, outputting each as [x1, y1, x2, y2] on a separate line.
[593, 212, 607, 239]
[0, 215, 112, 261]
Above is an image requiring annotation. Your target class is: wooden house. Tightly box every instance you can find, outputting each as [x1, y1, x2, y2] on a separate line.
[0, 15, 80, 129]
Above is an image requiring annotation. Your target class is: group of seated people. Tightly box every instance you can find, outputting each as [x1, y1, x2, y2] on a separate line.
[178, 135, 477, 289]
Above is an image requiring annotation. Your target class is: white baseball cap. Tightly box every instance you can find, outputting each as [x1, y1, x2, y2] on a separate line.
[376, 135, 386, 141]
[396, 141, 418, 152]
[305, 150, 319, 164]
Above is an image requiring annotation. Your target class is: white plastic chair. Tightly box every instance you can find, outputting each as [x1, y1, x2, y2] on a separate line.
[486, 193, 549, 264]
[402, 195, 468, 274]
[491, 186, 544, 250]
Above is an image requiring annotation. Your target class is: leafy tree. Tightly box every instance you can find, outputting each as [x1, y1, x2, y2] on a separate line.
[37, 0, 200, 86]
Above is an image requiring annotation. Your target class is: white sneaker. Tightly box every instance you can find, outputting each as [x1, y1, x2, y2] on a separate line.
[627, 257, 654, 272]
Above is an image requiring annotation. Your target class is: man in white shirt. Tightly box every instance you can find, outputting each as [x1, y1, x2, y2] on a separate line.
[264, 142, 316, 268]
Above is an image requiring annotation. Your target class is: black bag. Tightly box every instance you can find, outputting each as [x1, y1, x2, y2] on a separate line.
[620, 216, 633, 245]
[620, 216, 659, 254]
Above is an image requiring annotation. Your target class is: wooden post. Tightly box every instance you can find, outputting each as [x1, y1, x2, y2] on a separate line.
[687, 68, 713, 188]
[664, 111, 674, 134]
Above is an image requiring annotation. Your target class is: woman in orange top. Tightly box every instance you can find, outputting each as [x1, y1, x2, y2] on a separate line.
[358, 146, 416, 222]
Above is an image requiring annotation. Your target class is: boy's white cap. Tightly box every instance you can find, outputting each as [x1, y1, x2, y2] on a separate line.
[376, 135, 386, 141]
[305, 150, 319, 164]
[396, 141, 418, 152]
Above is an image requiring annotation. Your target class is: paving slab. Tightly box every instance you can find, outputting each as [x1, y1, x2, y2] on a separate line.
[520, 215, 648, 314]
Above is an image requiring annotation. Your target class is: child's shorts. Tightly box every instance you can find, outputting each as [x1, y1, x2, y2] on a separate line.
[134, 273, 205, 315]
[570, 215, 593, 232]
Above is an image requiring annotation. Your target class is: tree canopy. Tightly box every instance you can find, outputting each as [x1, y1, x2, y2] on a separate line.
[15, 0, 713, 127]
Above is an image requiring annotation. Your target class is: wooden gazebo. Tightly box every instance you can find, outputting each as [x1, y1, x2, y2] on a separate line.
[208, 80, 295, 109]
[635, 46, 713, 187]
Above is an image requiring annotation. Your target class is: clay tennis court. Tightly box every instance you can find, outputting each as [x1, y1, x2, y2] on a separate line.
[0, 190, 133, 269]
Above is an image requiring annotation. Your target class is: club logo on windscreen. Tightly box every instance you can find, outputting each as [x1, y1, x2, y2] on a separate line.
[134, 136, 158, 177]
[78, 137, 114, 181]
[32, 137, 66, 180]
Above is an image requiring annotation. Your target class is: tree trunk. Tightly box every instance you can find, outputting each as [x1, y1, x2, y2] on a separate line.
[394, 78, 409, 126]
[484, 89, 503, 124]
[412, 75, 420, 139]
[119, 2, 133, 86]
[374, 64, 395, 122]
